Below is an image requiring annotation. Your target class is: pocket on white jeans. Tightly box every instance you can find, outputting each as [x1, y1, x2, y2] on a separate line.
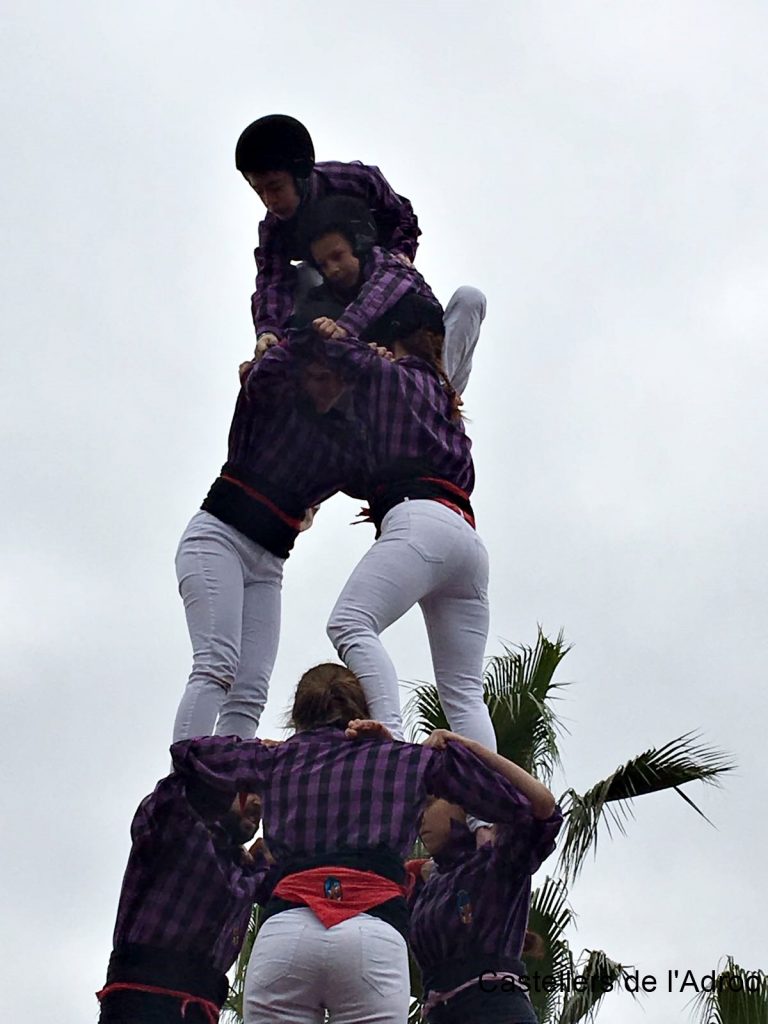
[247, 913, 307, 987]
[358, 919, 407, 996]
[404, 504, 461, 564]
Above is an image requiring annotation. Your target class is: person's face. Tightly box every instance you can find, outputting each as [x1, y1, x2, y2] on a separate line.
[310, 232, 360, 292]
[419, 797, 466, 856]
[222, 793, 262, 843]
[244, 170, 301, 220]
[301, 362, 350, 413]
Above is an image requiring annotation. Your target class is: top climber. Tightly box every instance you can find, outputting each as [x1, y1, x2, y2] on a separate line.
[235, 114, 421, 355]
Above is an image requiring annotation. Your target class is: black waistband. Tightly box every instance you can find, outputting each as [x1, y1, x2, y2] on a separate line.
[201, 463, 306, 558]
[261, 847, 409, 939]
[101, 944, 228, 1008]
[367, 477, 475, 534]
[423, 955, 527, 996]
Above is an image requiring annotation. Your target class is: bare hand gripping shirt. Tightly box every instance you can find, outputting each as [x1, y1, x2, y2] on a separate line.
[252, 160, 421, 337]
[112, 774, 275, 973]
[170, 732, 532, 865]
[409, 798, 563, 1000]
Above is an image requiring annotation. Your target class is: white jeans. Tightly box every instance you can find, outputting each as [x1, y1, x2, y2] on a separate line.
[443, 285, 486, 395]
[173, 510, 284, 741]
[244, 908, 410, 1024]
[327, 500, 495, 748]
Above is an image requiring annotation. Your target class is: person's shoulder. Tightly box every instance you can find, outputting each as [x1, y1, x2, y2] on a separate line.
[315, 160, 383, 186]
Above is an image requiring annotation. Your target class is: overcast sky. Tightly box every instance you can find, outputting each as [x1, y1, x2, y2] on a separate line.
[1, 2, 766, 1021]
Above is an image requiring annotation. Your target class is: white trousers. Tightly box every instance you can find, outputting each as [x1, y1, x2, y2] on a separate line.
[244, 908, 410, 1024]
[443, 285, 486, 395]
[173, 510, 284, 741]
[327, 500, 495, 748]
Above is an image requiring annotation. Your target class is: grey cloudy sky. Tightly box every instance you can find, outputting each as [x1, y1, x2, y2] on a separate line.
[1, 2, 766, 1021]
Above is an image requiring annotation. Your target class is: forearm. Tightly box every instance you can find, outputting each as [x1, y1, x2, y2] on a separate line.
[457, 738, 556, 820]
[171, 736, 268, 793]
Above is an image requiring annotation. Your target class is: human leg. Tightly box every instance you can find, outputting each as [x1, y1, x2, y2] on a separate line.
[173, 512, 247, 741]
[326, 503, 445, 738]
[419, 526, 496, 752]
[215, 542, 284, 739]
[244, 909, 325, 1024]
[324, 915, 410, 1024]
[442, 285, 487, 395]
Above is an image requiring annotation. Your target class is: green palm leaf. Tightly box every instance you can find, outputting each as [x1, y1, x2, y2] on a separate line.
[557, 732, 735, 881]
[221, 904, 262, 1023]
[525, 877, 576, 1023]
[558, 949, 636, 1024]
[689, 957, 768, 1024]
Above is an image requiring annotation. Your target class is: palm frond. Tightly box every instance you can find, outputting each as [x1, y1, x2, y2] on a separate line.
[404, 628, 570, 782]
[558, 949, 636, 1024]
[557, 732, 735, 881]
[689, 957, 768, 1024]
[525, 877, 576, 1023]
[221, 904, 262, 1024]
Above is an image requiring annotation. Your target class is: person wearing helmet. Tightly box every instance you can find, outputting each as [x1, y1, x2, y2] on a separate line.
[235, 114, 421, 356]
[291, 194, 442, 344]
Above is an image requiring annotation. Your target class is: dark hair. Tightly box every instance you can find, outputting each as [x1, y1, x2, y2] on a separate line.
[523, 930, 546, 959]
[399, 327, 463, 422]
[289, 663, 369, 731]
[235, 114, 315, 177]
[299, 195, 377, 259]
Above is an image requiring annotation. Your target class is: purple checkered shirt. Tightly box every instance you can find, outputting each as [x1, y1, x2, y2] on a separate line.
[409, 800, 563, 990]
[112, 774, 274, 973]
[288, 334, 474, 495]
[171, 732, 535, 864]
[223, 343, 356, 509]
[334, 246, 440, 339]
[252, 160, 420, 337]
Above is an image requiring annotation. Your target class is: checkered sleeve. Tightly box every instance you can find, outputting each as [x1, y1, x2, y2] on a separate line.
[251, 219, 297, 337]
[171, 735, 273, 794]
[336, 249, 426, 337]
[423, 741, 536, 825]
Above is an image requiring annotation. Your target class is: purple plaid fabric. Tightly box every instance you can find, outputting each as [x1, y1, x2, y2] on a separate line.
[222, 344, 357, 508]
[334, 246, 439, 338]
[252, 160, 421, 337]
[288, 334, 474, 494]
[171, 732, 535, 863]
[409, 804, 563, 984]
[112, 774, 275, 973]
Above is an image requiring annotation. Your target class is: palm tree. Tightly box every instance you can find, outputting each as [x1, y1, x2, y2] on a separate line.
[689, 958, 768, 1024]
[223, 629, 735, 1023]
[403, 629, 735, 1023]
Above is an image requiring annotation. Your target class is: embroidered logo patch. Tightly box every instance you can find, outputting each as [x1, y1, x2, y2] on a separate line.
[324, 876, 343, 901]
[456, 889, 473, 925]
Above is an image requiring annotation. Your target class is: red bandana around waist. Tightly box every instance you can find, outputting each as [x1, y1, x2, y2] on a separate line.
[273, 867, 407, 928]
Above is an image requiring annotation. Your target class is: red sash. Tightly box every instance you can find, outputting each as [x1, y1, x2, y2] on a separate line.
[96, 982, 220, 1024]
[273, 866, 406, 928]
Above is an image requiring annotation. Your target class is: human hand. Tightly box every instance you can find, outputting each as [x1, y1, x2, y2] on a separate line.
[367, 342, 395, 361]
[474, 826, 496, 848]
[423, 728, 469, 750]
[239, 359, 254, 382]
[298, 505, 320, 533]
[393, 252, 413, 268]
[312, 317, 348, 340]
[254, 333, 280, 359]
[259, 738, 282, 749]
[345, 719, 394, 742]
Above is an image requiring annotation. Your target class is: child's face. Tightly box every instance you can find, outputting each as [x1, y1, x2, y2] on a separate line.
[244, 170, 300, 220]
[311, 232, 361, 293]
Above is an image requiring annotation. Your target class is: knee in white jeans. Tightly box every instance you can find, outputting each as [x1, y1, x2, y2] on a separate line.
[326, 603, 379, 654]
[445, 284, 487, 320]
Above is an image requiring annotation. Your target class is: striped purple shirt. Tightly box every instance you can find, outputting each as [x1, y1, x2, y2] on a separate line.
[112, 774, 275, 973]
[409, 802, 563, 992]
[334, 246, 440, 339]
[171, 732, 535, 864]
[288, 334, 474, 495]
[252, 161, 420, 337]
[223, 343, 356, 509]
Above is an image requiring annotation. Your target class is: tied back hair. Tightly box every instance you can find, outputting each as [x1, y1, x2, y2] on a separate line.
[398, 327, 464, 422]
[289, 663, 370, 731]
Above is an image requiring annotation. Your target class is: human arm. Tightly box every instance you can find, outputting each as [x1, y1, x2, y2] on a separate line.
[334, 249, 432, 338]
[170, 735, 273, 795]
[425, 730, 557, 820]
[251, 219, 297, 340]
[242, 341, 299, 400]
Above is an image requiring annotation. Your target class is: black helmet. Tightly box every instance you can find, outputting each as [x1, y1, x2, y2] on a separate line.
[299, 195, 378, 258]
[235, 115, 315, 177]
